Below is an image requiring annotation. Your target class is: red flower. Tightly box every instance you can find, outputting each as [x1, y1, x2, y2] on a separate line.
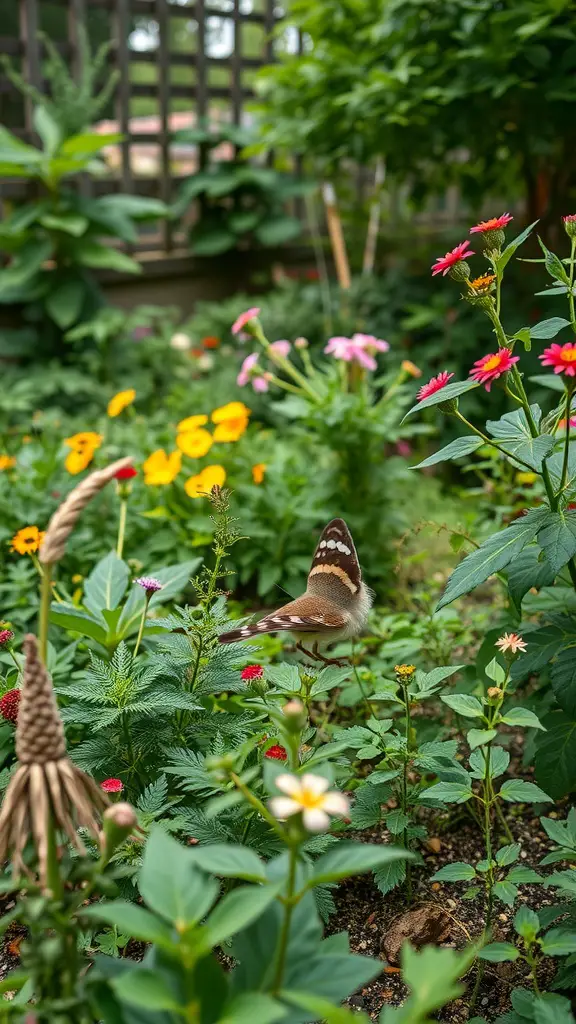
[431, 241, 475, 277]
[202, 336, 220, 349]
[0, 629, 14, 646]
[241, 664, 264, 681]
[469, 349, 520, 391]
[539, 343, 576, 378]
[265, 745, 288, 761]
[0, 689, 20, 724]
[417, 371, 454, 402]
[114, 466, 138, 481]
[100, 778, 124, 793]
[232, 307, 261, 336]
[470, 213, 513, 235]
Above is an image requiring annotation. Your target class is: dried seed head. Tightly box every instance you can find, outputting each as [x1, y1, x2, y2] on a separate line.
[16, 636, 66, 764]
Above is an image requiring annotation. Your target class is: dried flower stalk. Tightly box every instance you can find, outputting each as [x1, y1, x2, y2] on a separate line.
[0, 636, 109, 890]
[40, 457, 133, 565]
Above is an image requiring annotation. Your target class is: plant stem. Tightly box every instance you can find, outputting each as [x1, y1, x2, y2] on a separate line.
[401, 680, 413, 902]
[482, 745, 494, 931]
[558, 385, 574, 497]
[230, 771, 287, 838]
[568, 236, 576, 330]
[272, 843, 298, 994]
[116, 499, 128, 559]
[253, 324, 322, 403]
[39, 561, 53, 664]
[7, 647, 21, 677]
[133, 593, 151, 659]
[494, 794, 514, 844]
[453, 410, 536, 473]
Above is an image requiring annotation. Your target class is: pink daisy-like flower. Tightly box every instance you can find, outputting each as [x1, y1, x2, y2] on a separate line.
[324, 333, 389, 371]
[469, 349, 519, 391]
[417, 370, 455, 402]
[100, 778, 124, 794]
[241, 664, 264, 681]
[269, 340, 291, 357]
[431, 241, 475, 277]
[470, 213, 513, 235]
[237, 352, 269, 392]
[495, 633, 527, 655]
[265, 744, 288, 761]
[232, 307, 261, 336]
[540, 342, 576, 378]
[134, 576, 163, 593]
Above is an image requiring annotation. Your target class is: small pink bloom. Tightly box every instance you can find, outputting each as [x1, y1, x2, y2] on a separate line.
[353, 333, 390, 354]
[396, 440, 412, 457]
[469, 349, 519, 391]
[237, 352, 260, 387]
[325, 336, 356, 361]
[562, 215, 576, 224]
[100, 778, 124, 793]
[470, 213, 513, 235]
[431, 241, 475, 277]
[270, 340, 291, 357]
[495, 633, 527, 655]
[417, 371, 455, 402]
[232, 307, 261, 336]
[0, 629, 14, 647]
[252, 376, 269, 392]
[539, 342, 576, 378]
[0, 689, 20, 724]
[134, 576, 163, 593]
[324, 334, 387, 370]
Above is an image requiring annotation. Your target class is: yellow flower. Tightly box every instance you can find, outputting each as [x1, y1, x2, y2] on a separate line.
[252, 463, 266, 484]
[107, 389, 136, 418]
[177, 415, 208, 432]
[213, 417, 249, 443]
[184, 465, 226, 498]
[401, 360, 422, 379]
[64, 432, 103, 453]
[65, 448, 95, 475]
[211, 402, 251, 424]
[143, 449, 182, 486]
[176, 428, 213, 458]
[0, 455, 16, 471]
[515, 471, 537, 485]
[11, 526, 45, 555]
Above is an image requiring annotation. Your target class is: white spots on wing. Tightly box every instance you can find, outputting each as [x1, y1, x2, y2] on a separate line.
[326, 539, 337, 549]
[336, 542, 350, 554]
[319, 540, 327, 548]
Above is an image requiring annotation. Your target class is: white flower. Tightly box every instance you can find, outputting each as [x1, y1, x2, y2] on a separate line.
[269, 773, 349, 833]
[495, 632, 527, 655]
[170, 332, 191, 351]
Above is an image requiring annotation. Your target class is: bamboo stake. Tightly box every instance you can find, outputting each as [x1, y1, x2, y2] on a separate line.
[322, 181, 351, 290]
[362, 157, 386, 275]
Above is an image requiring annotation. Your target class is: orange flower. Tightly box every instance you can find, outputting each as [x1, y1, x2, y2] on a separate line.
[252, 463, 266, 484]
[176, 429, 213, 458]
[202, 336, 220, 349]
[177, 415, 208, 432]
[143, 449, 182, 486]
[11, 526, 45, 555]
[0, 455, 16, 471]
[184, 465, 226, 498]
[401, 360, 422, 379]
[213, 418, 248, 442]
[107, 389, 136, 417]
[65, 448, 95, 475]
[211, 402, 251, 423]
[65, 432, 103, 453]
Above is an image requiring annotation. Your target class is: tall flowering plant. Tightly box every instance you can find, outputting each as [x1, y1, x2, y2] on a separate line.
[409, 214, 576, 796]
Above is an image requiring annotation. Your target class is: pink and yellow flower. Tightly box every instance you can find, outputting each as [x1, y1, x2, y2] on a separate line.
[539, 342, 576, 378]
[495, 632, 527, 655]
[431, 241, 475, 277]
[184, 464, 226, 498]
[417, 371, 454, 402]
[232, 307, 261, 336]
[469, 349, 519, 391]
[470, 213, 513, 235]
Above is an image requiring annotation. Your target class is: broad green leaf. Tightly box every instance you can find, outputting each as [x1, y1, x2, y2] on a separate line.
[373, 857, 406, 895]
[309, 842, 409, 886]
[540, 929, 576, 956]
[467, 729, 497, 750]
[514, 905, 540, 941]
[0, 125, 44, 163]
[507, 546, 556, 611]
[188, 844, 267, 883]
[83, 552, 130, 617]
[111, 968, 182, 1012]
[413, 436, 483, 469]
[530, 317, 571, 340]
[511, 624, 566, 682]
[402, 379, 480, 421]
[74, 241, 142, 274]
[419, 781, 473, 804]
[499, 779, 552, 803]
[437, 509, 549, 609]
[507, 866, 542, 883]
[441, 694, 484, 718]
[282, 991, 370, 1023]
[139, 829, 218, 928]
[45, 278, 85, 329]
[310, 666, 351, 696]
[49, 603, 107, 644]
[533, 994, 576, 1024]
[535, 710, 576, 799]
[255, 214, 302, 246]
[529, 373, 567, 392]
[398, 943, 477, 1019]
[218, 993, 286, 1024]
[34, 105, 61, 155]
[431, 862, 476, 882]
[469, 745, 510, 779]
[40, 211, 88, 236]
[203, 883, 281, 947]
[0, 971, 29, 995]
[62, 132, 123, 155]
[501, 707, 545, 730]
[495, 843, 521, 866]
[479, 942, 519, 962]
[82, 901, 175, 948]
[493, 880, 519, 906]
[551, 644, 576, 718]
[537, 512, 576, 575]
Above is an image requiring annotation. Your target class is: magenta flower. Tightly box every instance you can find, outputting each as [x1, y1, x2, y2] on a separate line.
[135, 576, 163, 594]
[431, 241, 475, 277]
[417, 371, 455, 402]
[470, 349, 520, 391]
[470, 213, 513, 235]
[540, 342, 576, 377]
[269, 340, 291, 357]
[232, 307, 261, 336]
[237, 352, 269, 392]
[324, 333, 389, 371]
[100, 778, 124, 793]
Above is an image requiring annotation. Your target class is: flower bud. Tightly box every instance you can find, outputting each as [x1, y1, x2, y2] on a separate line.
[282, 699, 307, 731]
[448, 260, 471, 282]
[101, 802, 138, 859]
[563, 215, 576, 239]
[487, 686, 503, 700]
[437, 398, 459, 416]
[479, 229, 505, 252]
[295, 337, 309, 350]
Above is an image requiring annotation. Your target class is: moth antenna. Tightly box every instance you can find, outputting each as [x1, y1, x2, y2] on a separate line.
[274, 583, 295, 601]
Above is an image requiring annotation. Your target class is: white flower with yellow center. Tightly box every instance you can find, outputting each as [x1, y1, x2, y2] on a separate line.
[269, 773, 349, 833]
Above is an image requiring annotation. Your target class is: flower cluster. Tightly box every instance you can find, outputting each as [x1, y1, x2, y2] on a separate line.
[64, 432, 103, 475]
[135, 576, 163, 595]
[241, 664, 264, 681]
[324, 333, 389, 371]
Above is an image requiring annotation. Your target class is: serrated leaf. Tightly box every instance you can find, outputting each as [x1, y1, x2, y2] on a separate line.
[419, 781, 473, 804]
[373, 857, 406, 895]
[499, 779, 552, 803]
[551, 645, 576, 718]
[537, 512, 576, 575]
[535, 710, 576, 799]
[496, 843, 521, 866]
[469, 745, 510, 779]
[413, 436, 483, 469]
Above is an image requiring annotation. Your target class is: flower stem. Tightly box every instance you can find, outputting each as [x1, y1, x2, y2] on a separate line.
[400, 680, 413, 902]
[568, 237, 576, 331]
[558, 385, 574, 498]
[116, 499, 128, 559]
[272, 843, 298, 994]
[38, 561, 53, 665]
[230, 771, 286, 838]
[453, 410, 535, 473]
[253, 324, 322, 403]
[133, 593, 151, 659]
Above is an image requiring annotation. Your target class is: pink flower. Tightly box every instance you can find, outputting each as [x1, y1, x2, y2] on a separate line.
[396, 440, 412, 457]
[0, 629, 14, 647]
[100, 778, 124, 793]
[431, 241, 475, 277]
[353, 333, 390, 354]
[539, 343, 576, 378]
[563, 215, 576, 224]
[270, 340, 291, 357]
[324, 333, 389, 371]
[469, 349, 519, 391]
[241, 664, 264, 681]
[237, 353, 269, 392]
[557, 417, 576, 431]
[134, 576, 163, 593]
[232, 307, 261, 336]
[417, 371, 455, 402]
[0, 689, 20, 724]
[495, 633, 527, 655]
[470, 213, 513, 235]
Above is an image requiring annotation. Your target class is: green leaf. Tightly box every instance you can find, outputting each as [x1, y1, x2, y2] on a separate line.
[111, 968, 182, 1012]
[493, 880, 519, 906]
[82, 901, 175, 948]
[74, 241, 142, 274]
[419, 781, 473, 804]
[507, 546, 556, 611]
[188, 843, 267, 883]
[551, 645, 576, 718]
[530, 317, 572, 340]
[495, 843, 521, 866]
[218, 993, 286, 1024]
[467, 729, 496, 750]
[191, 227, 237, 256]
[373, 858, 406, 895]
[203, 883, 281, 948]
[95, 194, 167, 220]
[479, 942, 520, 962]
[309, 842, 409, 886]
[535, 711, 576, 799]
[437, 509, 549, 609]
[255, 214, 302, 246]
[45, 278, 85, 329]
[40, 212, 89, 237]
[513, 327, 532, 351]
[514, 905, 540, 941]
[83, 552, 130, 617]
[501, 707, 546, 730]
[281, 991, 370, 1023]
[397, 944, 477, 1019]
[497, 220, 538, 271]
[538, 237, 570, 286]
[540, 929, 576, 956]
[431, 862, 476, 882]
[499, 779, 552, 803]
[413, 436, 483, 470]
[139, 829, 218, 928]
[507, 866, 542, 883]
[0, 971, 30, 995]
[485, 657, 506, 684]
[469, 745, 509, 780]
[49, 603, 107, 643]
[61, 133, 123, 156]
[402, 379, 480, 421]
[34, 105, 61, 156]
[441, 694, 484, 718]
[537, 512, 576, 575]
[533, 995, 576, 1024]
